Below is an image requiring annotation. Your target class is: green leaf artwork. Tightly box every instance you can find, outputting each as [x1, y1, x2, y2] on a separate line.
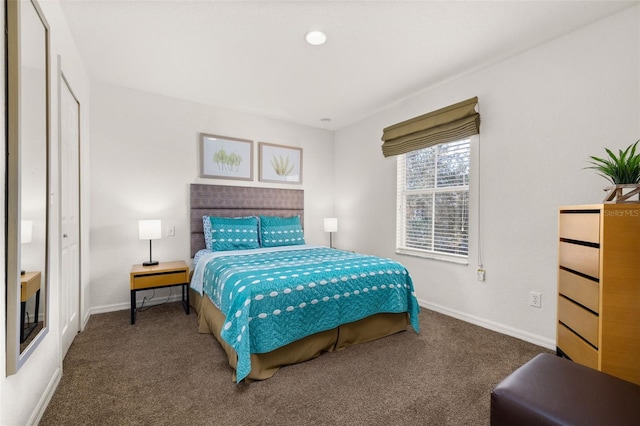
[271, 154, 294, 176]
[213, 146, 243, 172]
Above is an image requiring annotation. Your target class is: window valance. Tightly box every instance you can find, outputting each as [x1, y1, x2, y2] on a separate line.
[381, 97, 480, 158]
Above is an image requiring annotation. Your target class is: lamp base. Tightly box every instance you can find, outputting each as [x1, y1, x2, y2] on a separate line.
[142, 261, 159, 266]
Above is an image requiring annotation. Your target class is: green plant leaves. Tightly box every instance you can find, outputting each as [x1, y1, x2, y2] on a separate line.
[271, 155, 294, 176]
[213, 147, 243, 172]
[586, 140, 640, 184]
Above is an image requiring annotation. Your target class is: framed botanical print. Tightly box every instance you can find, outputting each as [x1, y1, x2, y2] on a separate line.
[259, 142, 303, 184]
[199, 133, 253, 181]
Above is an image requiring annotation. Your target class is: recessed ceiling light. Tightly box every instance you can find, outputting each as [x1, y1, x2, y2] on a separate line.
[305, 30, 327, 46]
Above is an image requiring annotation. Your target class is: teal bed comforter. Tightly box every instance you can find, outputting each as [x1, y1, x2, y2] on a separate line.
[195, 246, 420, 382]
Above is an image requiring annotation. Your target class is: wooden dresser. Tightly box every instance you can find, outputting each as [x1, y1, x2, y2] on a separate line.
[557, 204, 640, 385]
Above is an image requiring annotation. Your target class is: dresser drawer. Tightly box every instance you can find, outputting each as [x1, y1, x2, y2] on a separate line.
[558, 296, 599, 347]
[558, 242, 599, 279]
[557, 322, 598, 370]
[559, 212, 600, 244]
[558, 269, 599, 313]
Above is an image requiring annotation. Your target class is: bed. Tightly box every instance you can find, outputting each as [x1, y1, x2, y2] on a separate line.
[189, 184, 420, 382]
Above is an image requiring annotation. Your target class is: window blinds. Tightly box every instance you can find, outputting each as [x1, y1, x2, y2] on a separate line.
[381, 97, 479, 158]
[397, 140, 470, 257]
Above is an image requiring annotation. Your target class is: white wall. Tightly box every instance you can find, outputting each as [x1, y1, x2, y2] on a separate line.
[89, 83, 335, 311]
[1, 1, 91, 425]
[334, 6, 640, 348]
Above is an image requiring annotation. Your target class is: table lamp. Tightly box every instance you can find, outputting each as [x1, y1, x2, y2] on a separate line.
[21, 220, 33, 275]
[139, 219, 161, 266]
[323, 217, 338, 249]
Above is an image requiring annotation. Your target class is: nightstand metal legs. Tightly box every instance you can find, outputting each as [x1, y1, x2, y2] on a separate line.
[181, 284, 190, 315]
[130, 283, 190, 325]
[130, 290, 136, 325]
[20, 289, 41, 343]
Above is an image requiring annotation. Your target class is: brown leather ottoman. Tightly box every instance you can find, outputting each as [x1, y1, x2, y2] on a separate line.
[490, 353, 640, 425]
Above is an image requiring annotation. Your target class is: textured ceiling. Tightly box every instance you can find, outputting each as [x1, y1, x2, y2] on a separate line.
[59, 1, 638, 130]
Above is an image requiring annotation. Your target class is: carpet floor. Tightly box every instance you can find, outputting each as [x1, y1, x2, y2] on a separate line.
[40, 302, 548, 425]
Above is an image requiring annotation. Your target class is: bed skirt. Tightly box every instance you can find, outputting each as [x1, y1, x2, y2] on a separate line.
[190, 289, 410, 381]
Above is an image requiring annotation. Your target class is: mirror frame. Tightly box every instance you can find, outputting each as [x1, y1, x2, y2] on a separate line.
[6, 0, 51, 375]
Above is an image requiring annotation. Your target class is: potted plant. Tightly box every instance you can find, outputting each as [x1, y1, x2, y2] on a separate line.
[586, 140, 640, 203]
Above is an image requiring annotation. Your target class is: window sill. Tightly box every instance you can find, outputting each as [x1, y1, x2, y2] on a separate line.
[395, 248, 468, 265]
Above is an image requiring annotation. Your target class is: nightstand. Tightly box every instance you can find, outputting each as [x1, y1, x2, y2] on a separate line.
[21, 271, 41, 343]
[130, 260, 190, 325]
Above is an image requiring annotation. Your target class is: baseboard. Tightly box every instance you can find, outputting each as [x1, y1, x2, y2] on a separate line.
[417, 298, 556, 351]
[91, 293, 185, 315]
[81, 309, 91, 330]
[91, 295, 554, 349]
[29, 365, 61, 426]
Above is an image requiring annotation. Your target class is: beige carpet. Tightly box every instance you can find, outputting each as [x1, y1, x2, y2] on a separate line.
[41, 302, 548, 425]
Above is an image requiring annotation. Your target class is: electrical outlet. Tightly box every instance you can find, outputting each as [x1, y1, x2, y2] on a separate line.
[477, 268, 485, 282]
[529, 291, 541, 308]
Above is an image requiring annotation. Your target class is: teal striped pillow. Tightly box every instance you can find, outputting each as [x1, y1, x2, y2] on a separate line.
[259, 215, 305, 247]
[203, 216, 214, 250]
[208, 216, 259, 251]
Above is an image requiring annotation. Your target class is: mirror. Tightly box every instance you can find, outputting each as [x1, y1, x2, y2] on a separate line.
[6, 0, 50, 374]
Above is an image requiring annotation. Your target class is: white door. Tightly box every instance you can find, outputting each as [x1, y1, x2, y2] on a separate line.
[60, 73, 80, 357]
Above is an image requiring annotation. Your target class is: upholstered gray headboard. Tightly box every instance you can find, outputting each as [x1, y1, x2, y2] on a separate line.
[190, 184, 304, 258]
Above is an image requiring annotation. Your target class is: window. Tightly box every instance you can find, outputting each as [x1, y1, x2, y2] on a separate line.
[396, 138, 470, 262]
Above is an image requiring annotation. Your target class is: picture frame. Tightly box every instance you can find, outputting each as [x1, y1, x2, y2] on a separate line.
[259, 142, 303, 184]
[199, 133, 253, 181]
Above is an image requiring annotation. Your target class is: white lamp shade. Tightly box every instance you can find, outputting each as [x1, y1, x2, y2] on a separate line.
[323, 218, 338, 233]
[21, 220, 33, 244]
[139, 220, 162, 240]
